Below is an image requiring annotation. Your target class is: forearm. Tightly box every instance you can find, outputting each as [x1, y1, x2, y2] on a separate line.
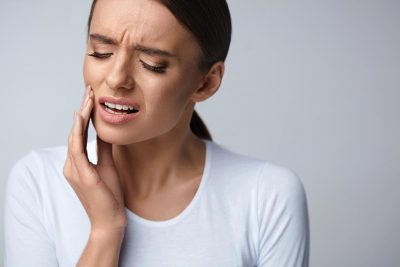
[77, 228, 126, 267]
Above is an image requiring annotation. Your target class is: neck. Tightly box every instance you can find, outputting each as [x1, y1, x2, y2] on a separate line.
[112, 128, 206, 199]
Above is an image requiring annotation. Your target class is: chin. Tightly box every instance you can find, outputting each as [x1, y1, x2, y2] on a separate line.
[94, 124, 138, 145]
[92, 111, 180, 146]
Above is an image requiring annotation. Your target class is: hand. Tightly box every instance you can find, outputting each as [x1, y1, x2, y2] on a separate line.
[63, 85, 127, 233]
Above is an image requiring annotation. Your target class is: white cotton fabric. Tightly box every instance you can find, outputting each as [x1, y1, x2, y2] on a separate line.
[4, 138, 309, 267]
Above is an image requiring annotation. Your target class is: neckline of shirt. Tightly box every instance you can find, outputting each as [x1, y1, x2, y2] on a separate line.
[87, 138, 213, 228]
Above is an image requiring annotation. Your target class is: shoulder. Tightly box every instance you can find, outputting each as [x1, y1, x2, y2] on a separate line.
[257, 161, 307, 202]
[255, 161, 309, 242]
[208, 140, 305, 189]
[7, 138, 98, 185]
[6, 140, 76, 194]
[9, 143, 67, 175]
[5, 139, 97, 206]
[205, 141, 309, 252]
[207, 140, 266, 179]
[255, 161, 308, 225]
[252, 161, 310, 266]
[208, 140, 307, 206]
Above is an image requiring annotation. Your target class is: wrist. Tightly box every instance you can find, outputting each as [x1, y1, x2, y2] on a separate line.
[90, 225, 126, 242]
[77, 226, 126, 267]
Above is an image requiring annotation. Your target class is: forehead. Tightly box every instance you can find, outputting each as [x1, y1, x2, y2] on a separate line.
[90, 0, 196, 52]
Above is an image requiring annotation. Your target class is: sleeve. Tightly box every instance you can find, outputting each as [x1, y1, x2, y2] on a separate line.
[3, 152, 58, 267]
[256, 163, 310, 267]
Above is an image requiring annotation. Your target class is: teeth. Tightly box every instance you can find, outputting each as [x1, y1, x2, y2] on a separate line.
[104, 102, 116, 108]
[105, 107, 125, 114]
[104, 102, 135, 111]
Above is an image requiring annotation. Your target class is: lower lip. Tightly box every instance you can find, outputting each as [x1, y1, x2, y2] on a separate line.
[98, 104, 140, 125]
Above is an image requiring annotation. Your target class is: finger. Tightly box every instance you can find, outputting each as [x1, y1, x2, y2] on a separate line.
[96, 135, 115, 167]
[65, 126, 87, 204]
[80, 85, 90, 110]
[65, 113, 92, 211]
[80, 86, 94, 158]
[66, 116, 74, 169]
[71, 111, 98, 185]
[80, 85, 92, 113]
[68, 159, 92, 212]
[80, 86, 91, 133]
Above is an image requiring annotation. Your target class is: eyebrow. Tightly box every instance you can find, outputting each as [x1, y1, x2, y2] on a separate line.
[89, 33, 176, 58]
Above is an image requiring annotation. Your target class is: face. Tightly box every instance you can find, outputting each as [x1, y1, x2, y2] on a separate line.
[83, 0, 205, 145]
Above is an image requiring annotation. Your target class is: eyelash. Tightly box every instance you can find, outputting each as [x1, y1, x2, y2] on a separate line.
[87, 51, 167, 74]
[139, 59, 166, 74]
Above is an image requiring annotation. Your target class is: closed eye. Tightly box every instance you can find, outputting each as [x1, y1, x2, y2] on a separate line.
[87, 51, 167, 74]
[87, 51, 113, 59]
[139, 59, 167, 74]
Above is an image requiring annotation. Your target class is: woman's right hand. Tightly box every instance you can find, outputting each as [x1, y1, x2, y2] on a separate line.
[63, 85, 127, 234]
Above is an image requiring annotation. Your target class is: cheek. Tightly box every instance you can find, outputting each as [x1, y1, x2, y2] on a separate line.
[140, 72, 193, 117]
[83, 58, 106, 86]
[83, 58, 94, 85]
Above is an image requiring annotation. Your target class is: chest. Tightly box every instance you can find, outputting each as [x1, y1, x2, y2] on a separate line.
[118, 219, 256, 267]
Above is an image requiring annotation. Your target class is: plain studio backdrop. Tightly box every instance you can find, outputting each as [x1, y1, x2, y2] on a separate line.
[1, 0, 399, 266]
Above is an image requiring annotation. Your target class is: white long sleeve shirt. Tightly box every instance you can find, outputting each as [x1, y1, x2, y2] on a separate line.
[4, 139, 309, 266]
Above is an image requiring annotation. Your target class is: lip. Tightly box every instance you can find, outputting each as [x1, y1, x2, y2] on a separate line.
[98, 96, 140, 110]
[97, 95, 141, 125]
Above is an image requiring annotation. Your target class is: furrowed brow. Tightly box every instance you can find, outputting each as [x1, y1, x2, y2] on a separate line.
[133, 44, 176, 58]
[89, 33, 176, 58]
[89, 33, 117, 45]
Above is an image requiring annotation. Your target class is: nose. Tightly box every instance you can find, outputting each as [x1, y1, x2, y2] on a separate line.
[105, 51, 135, 91]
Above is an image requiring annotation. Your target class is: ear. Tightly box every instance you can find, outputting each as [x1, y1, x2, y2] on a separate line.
[191, 61, 225, 103]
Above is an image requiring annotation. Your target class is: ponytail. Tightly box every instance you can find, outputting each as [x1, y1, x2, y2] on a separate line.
[190, 110, 212, 141]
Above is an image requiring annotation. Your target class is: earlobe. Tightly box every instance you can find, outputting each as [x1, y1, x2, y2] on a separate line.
[191, 61, 225, 103]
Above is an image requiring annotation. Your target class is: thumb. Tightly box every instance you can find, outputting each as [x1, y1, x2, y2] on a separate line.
[96, 135, 114, 166]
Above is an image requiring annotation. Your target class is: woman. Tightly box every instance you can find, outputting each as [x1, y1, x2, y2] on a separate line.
[4, 0, 309, 266]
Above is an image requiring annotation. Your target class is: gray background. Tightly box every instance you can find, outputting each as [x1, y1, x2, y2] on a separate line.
[1, 0, 399, 266]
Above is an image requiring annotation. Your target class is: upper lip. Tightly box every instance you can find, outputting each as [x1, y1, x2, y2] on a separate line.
[98, 96, 140, 110]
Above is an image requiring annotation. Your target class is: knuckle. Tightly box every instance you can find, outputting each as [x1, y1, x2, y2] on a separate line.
[80, 172, 100, 188]
[81, 179, 98, 189]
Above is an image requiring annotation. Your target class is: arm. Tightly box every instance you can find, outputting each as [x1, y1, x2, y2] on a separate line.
[256, 164, 310, 267]
[77, 228, 126, 267]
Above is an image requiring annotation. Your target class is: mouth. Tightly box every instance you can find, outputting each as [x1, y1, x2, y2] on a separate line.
[97, 96, 141, 125]
[101, 102, 139, 114]
[98, 96, 140, 115]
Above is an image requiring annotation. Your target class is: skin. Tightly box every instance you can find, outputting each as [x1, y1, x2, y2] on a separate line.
[64, 0, 225, 242]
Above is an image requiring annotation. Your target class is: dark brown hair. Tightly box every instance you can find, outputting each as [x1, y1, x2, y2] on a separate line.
[87, 0, 232, 141]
